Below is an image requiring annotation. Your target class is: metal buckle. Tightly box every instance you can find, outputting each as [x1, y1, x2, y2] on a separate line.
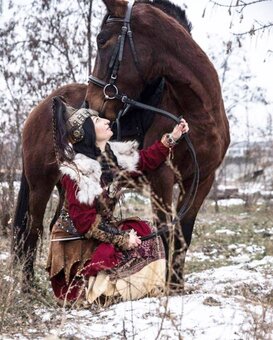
[103, 83, 119, 100]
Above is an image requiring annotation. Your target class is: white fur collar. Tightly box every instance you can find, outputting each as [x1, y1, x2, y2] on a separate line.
[60, 141, 139, 205]
[60, 154, 102, 206]
[108, 140, 139, 172]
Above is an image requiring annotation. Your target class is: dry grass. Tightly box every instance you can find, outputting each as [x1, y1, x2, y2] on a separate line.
[0, 198, 273, 337]
[184, 202, 273, 274]
[0, 228, 57, 336]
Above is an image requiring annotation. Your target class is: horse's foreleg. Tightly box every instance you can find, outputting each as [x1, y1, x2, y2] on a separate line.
[150, 167, 174, 222]
[21, 184, 54, 287]
[149, 165, 176, 281]
[172, 173, 216, 286]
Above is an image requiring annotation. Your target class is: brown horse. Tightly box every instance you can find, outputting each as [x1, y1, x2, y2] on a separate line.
[12, 84, 87, 283]
[87, 0, 230, 282]
[13, 0, 229, 286]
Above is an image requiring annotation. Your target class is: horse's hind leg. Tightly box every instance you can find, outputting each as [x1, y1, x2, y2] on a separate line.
[173, 173, 215, 286]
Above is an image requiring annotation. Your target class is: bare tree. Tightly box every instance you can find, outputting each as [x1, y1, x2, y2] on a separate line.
[0, 0, 104, 231]
[205, 37, 272, 210]
[208, 0, 273, 36]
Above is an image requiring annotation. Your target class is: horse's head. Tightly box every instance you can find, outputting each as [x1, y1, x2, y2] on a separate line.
[87, 0, 212, 125]
[86, 0, 169, 120]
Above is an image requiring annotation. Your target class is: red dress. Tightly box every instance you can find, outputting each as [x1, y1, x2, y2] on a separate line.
[48, 141, 169, 301]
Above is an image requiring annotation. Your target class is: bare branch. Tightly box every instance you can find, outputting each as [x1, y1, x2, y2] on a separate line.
[209, 0, 271, 12]
[233, 22, 273, 36]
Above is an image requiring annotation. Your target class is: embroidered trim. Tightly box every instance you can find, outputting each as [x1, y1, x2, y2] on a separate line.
[85, 215, 130, 250]
[85, 215, 102, 239]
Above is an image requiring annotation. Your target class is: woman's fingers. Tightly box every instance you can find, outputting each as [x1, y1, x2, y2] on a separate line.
[171, 119, 189, 140]
[127, 232, 141, 249]
[178, 119, 189, 134]
[136, 236, 141, 245]
[133, 235, 141, 247]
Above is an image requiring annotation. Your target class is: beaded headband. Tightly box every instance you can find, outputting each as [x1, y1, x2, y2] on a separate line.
[65, 106, 99, 143]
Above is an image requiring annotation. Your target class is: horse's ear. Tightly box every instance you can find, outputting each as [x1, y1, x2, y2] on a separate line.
[103, 0, 128, 17]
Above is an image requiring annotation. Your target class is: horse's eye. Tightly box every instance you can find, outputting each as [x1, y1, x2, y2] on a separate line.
[97, 33, 107, 47]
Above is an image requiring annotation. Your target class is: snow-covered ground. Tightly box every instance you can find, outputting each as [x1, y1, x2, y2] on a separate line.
[1, 254, 272, 340]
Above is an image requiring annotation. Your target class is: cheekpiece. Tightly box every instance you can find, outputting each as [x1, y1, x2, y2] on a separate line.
[65, 106, 99, 143]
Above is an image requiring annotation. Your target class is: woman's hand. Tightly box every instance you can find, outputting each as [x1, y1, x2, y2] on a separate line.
[127, 229, 141, 249]
[171, 118, 189, 141]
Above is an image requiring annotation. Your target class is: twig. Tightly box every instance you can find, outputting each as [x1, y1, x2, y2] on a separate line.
[233, 22, 273, 36]
[209, 0, 271, 12]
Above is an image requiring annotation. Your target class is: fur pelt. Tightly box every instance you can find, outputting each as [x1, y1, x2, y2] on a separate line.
[60, 141, 139, 205]
[108, 141, 139, 172]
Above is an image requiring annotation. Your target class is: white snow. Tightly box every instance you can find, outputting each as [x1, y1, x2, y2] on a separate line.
[1, 254, 273, 339]
[45, 294, 271, 340]
[212, 198, 245, 206]
[0, 0, 272, 338]
[215, 229, 236, 236]
[0, 252, 10, 261]
[185, 257, 273, 298]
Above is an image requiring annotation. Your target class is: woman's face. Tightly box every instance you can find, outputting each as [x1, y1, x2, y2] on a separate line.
[91, 116, 113, 142]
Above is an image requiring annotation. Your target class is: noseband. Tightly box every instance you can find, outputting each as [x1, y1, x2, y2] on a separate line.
[88, 1, 200, 234]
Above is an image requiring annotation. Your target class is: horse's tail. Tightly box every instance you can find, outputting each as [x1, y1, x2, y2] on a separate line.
[12, 165, 30, 257]
[52, 96, 73, 162]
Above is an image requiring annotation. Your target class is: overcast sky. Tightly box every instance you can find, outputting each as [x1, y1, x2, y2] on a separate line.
[2, 0, 272, 96]
[1, 0, 272, 138]
[172, 0, 273, 97]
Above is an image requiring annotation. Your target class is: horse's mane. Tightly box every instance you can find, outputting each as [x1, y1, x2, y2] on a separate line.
[137, 0, 192, 33]
[102, 1, 192, 33]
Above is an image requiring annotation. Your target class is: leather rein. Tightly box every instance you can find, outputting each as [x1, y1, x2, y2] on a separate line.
[88, 2, 200, 241]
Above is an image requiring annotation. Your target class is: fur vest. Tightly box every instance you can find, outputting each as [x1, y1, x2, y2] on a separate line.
[60, 141, 139, 206]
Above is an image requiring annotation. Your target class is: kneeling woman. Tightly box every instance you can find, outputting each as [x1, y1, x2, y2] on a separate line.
[47, 97, 189, 306]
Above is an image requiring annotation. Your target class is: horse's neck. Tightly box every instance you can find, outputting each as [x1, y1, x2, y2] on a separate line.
[152, 23, 221, 117]
[161, 80, 204, 119]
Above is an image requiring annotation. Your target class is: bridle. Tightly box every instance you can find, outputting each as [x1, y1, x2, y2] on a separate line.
[89, 2, 139, 103]
[89, 2, 189, 138]
[88, 1, 200, 240]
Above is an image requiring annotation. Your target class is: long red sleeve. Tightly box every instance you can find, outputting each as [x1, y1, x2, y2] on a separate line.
[60, 140, 169, 234]
[61, 175, 97, 234]
[138, 140, 169, 172]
